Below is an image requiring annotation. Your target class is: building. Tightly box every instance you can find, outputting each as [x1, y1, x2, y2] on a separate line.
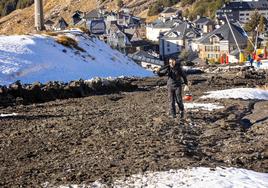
[160, 7, 181, 19]
[128, 50, 164, 71]
[44, 20, 55, 30]
[193, 16, 215, 34]
[107, 22, 155, 54]
[159, 22, 201, 59]
[216, 0, 268, 24]
[146, 18, 182, 41]
[53, 17, 68, 30]
[196, 22, 247, 62]
[83, 8, 106, 22]
[72, 10, 84, 25]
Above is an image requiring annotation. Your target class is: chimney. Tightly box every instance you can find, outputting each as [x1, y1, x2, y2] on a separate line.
[35, 0, 45, 31]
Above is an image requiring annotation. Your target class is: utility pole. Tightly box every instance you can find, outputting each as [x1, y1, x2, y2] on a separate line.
[224, 13, 241, 53]
[35, 0, 45, 31]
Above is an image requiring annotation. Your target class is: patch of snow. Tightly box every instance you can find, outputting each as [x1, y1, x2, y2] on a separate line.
[201, 88, 268, 100]
[184, 102, 224, 111]
[0, 31, 153, 85]
[0, 113, 18, 117]
[55, 167, 268, 188]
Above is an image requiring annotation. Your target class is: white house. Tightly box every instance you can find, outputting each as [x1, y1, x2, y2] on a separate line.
[146, 18, 182, 41]
[159, 22, 201, 58]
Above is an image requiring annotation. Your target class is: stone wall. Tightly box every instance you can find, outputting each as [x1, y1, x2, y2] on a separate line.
[0, 78, 137, 107]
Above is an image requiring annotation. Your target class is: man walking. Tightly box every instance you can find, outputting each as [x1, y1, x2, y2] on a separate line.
[156, 58, 189, 119]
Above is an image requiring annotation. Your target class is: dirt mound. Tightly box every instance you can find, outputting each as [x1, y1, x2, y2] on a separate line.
[208, 68, 267, 88]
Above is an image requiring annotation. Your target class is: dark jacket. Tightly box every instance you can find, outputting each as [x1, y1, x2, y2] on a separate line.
[157, 64, 188, 87]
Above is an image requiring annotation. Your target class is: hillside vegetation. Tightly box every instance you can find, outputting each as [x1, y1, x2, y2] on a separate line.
[0, 0, 33, 17]
[182, 0, 227, 20]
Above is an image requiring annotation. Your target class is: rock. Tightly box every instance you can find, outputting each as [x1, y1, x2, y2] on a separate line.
[0, 85, 8, 94]
[239, 118, 252, 130]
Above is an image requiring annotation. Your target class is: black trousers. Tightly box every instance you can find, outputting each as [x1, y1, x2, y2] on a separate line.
[168, 86, 184, 116]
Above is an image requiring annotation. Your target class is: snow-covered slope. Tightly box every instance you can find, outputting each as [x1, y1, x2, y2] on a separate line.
[0, 30, 153, 85]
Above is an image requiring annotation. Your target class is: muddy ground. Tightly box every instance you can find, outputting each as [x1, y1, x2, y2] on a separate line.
[0, 71, 268, 187]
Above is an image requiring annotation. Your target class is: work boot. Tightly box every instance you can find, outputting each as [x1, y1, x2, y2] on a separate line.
[179, 111, 184, 119]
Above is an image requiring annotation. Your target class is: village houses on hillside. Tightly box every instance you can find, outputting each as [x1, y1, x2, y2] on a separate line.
[42, 0, 268, 66]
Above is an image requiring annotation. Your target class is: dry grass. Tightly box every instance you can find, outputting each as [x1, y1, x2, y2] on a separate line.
[257, 84, 268, 90]
[76, 26, 91, 35]
[0, 0, 97, 35]
[56, 35, 78, 47]
[56, 35, 85, 52]
[43, 31, 59, 36]
[138, 9, 158, 23]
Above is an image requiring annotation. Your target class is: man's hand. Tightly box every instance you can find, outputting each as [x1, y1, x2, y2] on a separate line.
[154, 67, 161, 73]
[184, 85, 190, 92]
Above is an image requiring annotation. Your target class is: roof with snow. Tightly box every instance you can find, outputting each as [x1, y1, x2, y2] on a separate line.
[149, 18, 182, 28]
[162, 22, 201, 39]
[128, 50, 164, 66]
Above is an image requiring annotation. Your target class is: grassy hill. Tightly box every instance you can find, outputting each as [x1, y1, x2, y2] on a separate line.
[0, 0, 227, 35]
[0, 0, 98, 34]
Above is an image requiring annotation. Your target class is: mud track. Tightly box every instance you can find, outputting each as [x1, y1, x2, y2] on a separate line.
[0, 73, 268, 187]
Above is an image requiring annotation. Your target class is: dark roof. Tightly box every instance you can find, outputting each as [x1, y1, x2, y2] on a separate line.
[150, 18, 182, 28]
[221, 0, 268, 11]
[198, 22, 247, 44]
[161, 7, 179, 14]
[162, 22, 187, 39]
[54, 17, 68, 28]
[193, 17, 214, 25]
[128, 50, 164, 66]
[84, 9, 101, 19]
[72, 10, 83, 17]
[162, 22, 201, 39]
[44, 20, 54, 25]
[130, 40, 153, 47]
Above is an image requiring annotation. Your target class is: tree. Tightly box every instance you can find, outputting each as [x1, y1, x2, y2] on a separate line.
[244, 10, 261, 33]
[258, 15, 266, 33]
[244, 11, 267, 49]
[148, 3, 162, 16]
[0, 0, 34, 17]
[116, 0, 123, 8]
[245, 40, 254, 53]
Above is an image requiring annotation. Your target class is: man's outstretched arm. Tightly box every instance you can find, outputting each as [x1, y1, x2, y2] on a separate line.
[156, 65, 169, 77]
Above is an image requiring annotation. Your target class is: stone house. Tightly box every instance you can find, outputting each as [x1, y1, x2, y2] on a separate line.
[193, 16, 215, 34]
[196, 22, 247, 62]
